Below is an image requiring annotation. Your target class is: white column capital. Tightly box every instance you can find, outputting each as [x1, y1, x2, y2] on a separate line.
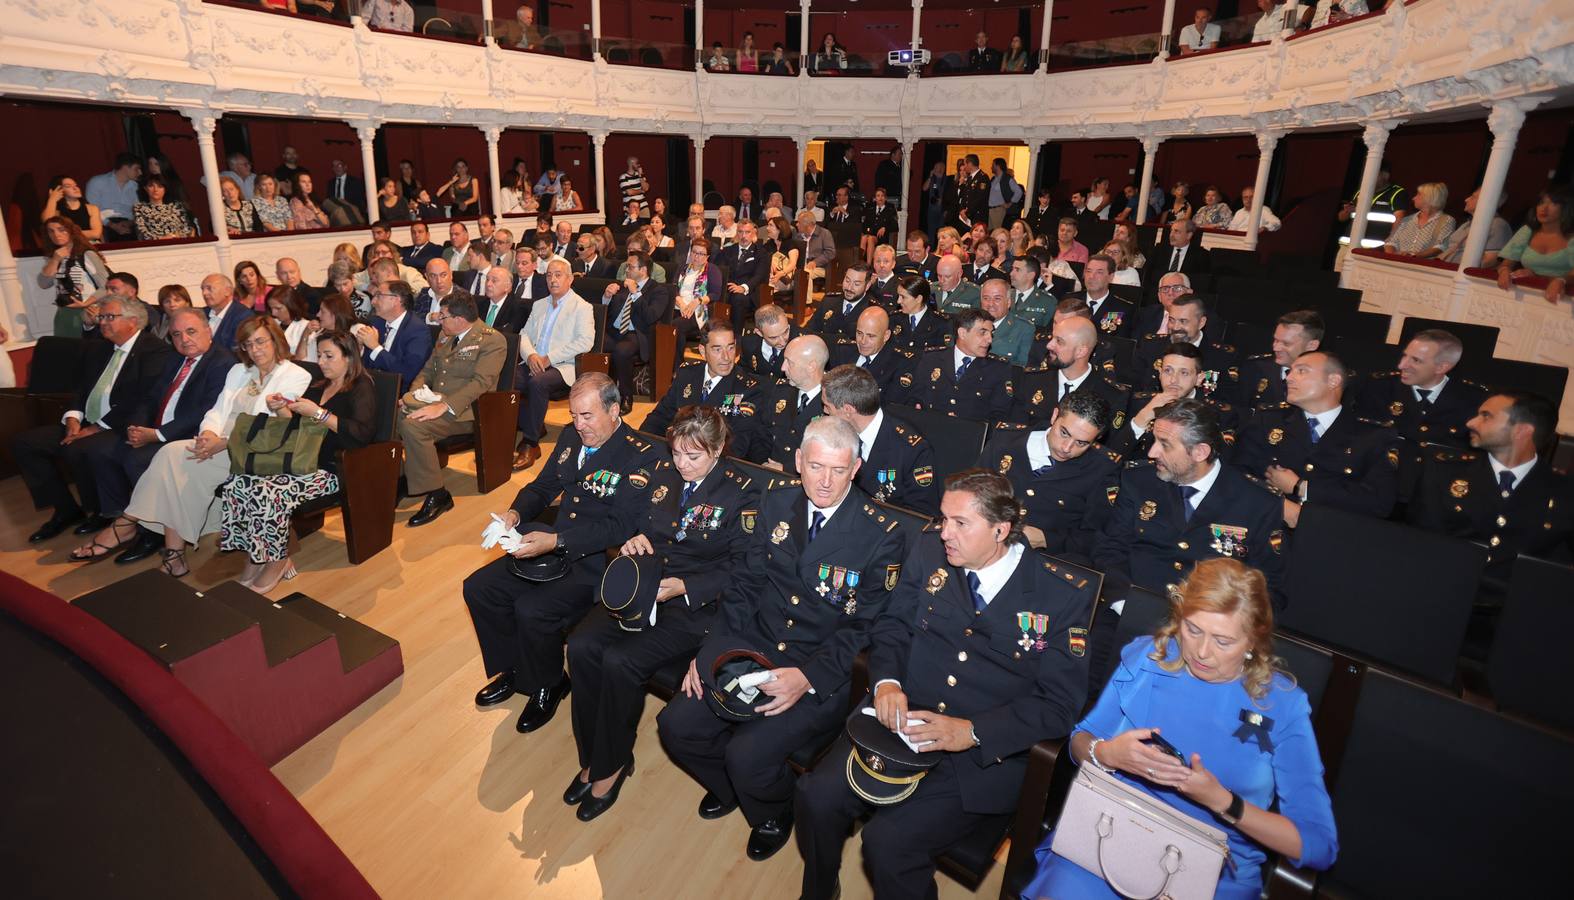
[1486, 98, 1541, 138]
[1361, 119, 1401, 150]
[911, 0, 922, 9]
[179, 107, 221, 135]
[481, 125, 503, 144]
[800, 0, 811, 12]
[1255, 129, 1284, 154]
[1141, 135, 1164, 156]
[351, 121, 381, 144]
[591, 130, 609, 148]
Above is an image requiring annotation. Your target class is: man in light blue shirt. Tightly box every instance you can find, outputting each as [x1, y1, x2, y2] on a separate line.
[85, 153, 142, 241]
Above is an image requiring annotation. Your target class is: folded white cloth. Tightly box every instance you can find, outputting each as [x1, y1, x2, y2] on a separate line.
[412, 386, 443, 404]
[861, 706, 934, 752]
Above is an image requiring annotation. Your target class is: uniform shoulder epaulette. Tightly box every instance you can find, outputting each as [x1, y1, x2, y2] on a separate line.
[653, 459, 673, 470]
[1247, 351, 1272, 361]
[1371, 369, 1399, 379]
[895, 347, 915, 360]
[678, 358, 703, 369]
[1102, 446, 1123, 464]
[1433, 449, 1477, 463]
[1024, 363, 1050, 374]
[834, 336, 854, 346]
[1240, 471, 1278, 494]
[1357, 416, 1395, 428]
[1126, 457, 1155, 470]
[1214, 401, 1233, 412]
[1457, 378, 1488, 392]
[994, 421, 1028, 432]
[1215, 342, 1237, 354]
[766, 476, 802, 491]
[1274, 401, 1292, 409]
[862, 503, 902, 532]
[987, 353, 1013, 364]
[1133, 389, 1156, 400]
[735, 370, 759, 385]
[626, 432, 653, 452]
[1139, 331, 1163, 342]
[725, 466, 753, 490]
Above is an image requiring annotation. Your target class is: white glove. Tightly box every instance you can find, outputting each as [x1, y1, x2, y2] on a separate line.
[412, 386, 443, 404]
[496, 530, 526, 554]
[480, 514, 510, 550]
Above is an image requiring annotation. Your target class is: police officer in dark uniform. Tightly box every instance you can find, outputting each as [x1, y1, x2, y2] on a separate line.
[1409, 390, 1573, 589]
[657, 416, 909, 862]
[1132, 294, 1240, 396]
[960, 154, 991, 225]
[1233, 349, 1400, 522]
[1112, 342, 1239, 457]
[463, 373, 666, 733]
[1235, 310, 1323, 413]
[807, 264, 875, 343]
[1028, 299, 1126, 379]
[1355, 329, 1488, 498]
[794, 470, 1093, 899]
[1012, 315, 1130, 429]
[759, 334, 830, 472]
[895, 231, 941, 281]
[822, 365, 940, 516]
[739, 304, 800, 382]
[1066, 254, 1136, 338]
[899, 307, 1014, 422]
[889, 276, 951, 357]
[641, 321, 766, 458]
[828, 305, 915, 402]
[564, 407, 758, 820]
[980, 390, 1122, 558]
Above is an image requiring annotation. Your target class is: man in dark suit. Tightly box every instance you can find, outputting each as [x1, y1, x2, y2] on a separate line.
[966, 30, 1003, 71]
[73, 308, 235, 561]
[573, 234, 617, 280]
[459, 243, 494, 296]
[476, 267, 527, 333]
[1131, 294, 1240, 395]
[980, 390, 1123, 558]
[442, 221, 478, 272]
[642, 321, 767, 457]
[1067, 255, 1136, 338]
[1234, 349, 1400, 524]
[1024, 188, 1057, 238]
[1409, 390, 1573, 588]
[657, 416, 908, 862]
[828, 306, 915, 402]
[740, 304, 800, 382]
[894, 231, 941, 281]
[509, 247, 550, 306]
[322, 158, 366, 225]
[11, 296, 175, 542]
[795, 470, 1091, 898]
[1235, 309, 1323, 412]
[616, 198, 647, 229]
[200, 273, 255, 353]
[1011, 316, 1130, 429]
[822, 365, 939, 516]
[273, 258, 324, 316]
[760, 335, 831, 473]
[1142, 218, 1211, 292]
[717, 219, 770, 335]
[415, 257, 461, 324]
[604, 251, 673, 412]
[735, 186, 761, 225]
[401, 221, 443, 271]
[959, 155, 991, 226]
[898, 307, 1013, 422]
[807, 264, 875, 342]
[356, 280, 435, 390]
[463, 374, 667, 732]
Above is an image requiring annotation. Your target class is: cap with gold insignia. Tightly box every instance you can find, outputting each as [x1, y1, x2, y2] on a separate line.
[704, 648, 777, 722]
[844, 708, 942, 805]
[599, 553, 663, 632]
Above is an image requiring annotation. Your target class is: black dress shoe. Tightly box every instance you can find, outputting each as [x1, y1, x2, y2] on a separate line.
[73, 514, 114, 536]
[407, 489, 454, 527]
[563, 772, 594, 806]
[29, 511, 84, 543]
[746, 813, 794, 861]
[697, 791, 737, 820]
[515, 672, 571, 733]
[576, 758, 635, 821]
[114, 529, 162, 564]
[474, 671, 516, 707]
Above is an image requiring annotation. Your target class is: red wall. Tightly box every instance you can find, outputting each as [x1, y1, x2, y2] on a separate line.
[1154, 135, 1261, 207]
[603, 134, 676, 210]
[703, 10, 790, 53]
[379, 124, 490, 211]
[1049, 0, 1165, 43]
[809, 12, 909, 59]
[1275, 131, 1357, 212]
[1503, 108, 1574, 226]
[918, 7, 1044, 56]
[1055, 139, 1143, 200]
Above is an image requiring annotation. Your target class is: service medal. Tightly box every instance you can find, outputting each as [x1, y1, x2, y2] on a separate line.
[1016, 612, 1035, 650]
[1138, 500, 1158, 521]
[1450, 479, 1469, 498]
[816, 564, 832, 596]
[770, 521, 790, 544]
[1268, 428, 1284, 445]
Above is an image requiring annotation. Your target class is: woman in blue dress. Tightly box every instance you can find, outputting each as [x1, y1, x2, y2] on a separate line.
[1023, 558, 1338, 899]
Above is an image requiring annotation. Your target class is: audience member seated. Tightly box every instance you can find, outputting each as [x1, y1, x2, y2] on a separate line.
[398, 293, 509, 526]
[328, 261, 371, 319]
[860, 189, 897, 265]
[267, 285, 314, 360]
[794, 210, 836, 283]
[465, 373, 665, 729]
[201, 273, 257, 352]
[1383, 181, 1456, 258]
[828, 306, 914, 402]
[706, 42, 732, 72]
[966, 238, 1007, 285]
[1144, 219, 1211, 290]
[73, 317, 311, 577]
[895, 230, 941, 281]
[1225, 185, 1280, 233]
[43, 175, 105, 244]
[1233, 349, 1399, 525]
[274, 257, 322, 314]
[670, 238, 724, 370]
[736, 31, 761, 73]
[1121, 342, 1239, 457]
[248, 174, 290, 232]
[825, 187, 860, 248]
[1439, 187, 1512, 265]
[13, 296, 174, 544]
[402, 222, 443, 271]
[321, 158, 366, 225]
[821, 364, 939, 515]
[642, 321, 765, 451]
[672, 215, 706, 269]
[808, 265, 875, 341]
[717, 220, 769, 333]
[357, 241, 429, 292]
[1251, 0, 1289, 42]
[459, 244, 495, 295]
[553, 177, 584, 212]
[657, 415, 908, 863]
[218, 329, 377, 593]
[477, 265, 527, 333]
[355, 278, 435, 390]
[417, 258, 458, 323]
[511, 259, 595, 473]
[1159, 181, 1193, 226]
[758, 335, 830, 472]
[1191, 186, 1232, 229]
[1306, 0, 1369, 29]
[739, 303, 798, 382]
[85, 152, 142, 241]
[1014, 315, 1130, 426]
[1000, 34, 1032, 71]
[765, 43, 795, 75]
[1051, 217, 1090, 265]
[1235, 309, 1322, 411]
[375, 177, 410, 222]
[1355, 328, 1485, 454]
[363, 0, 414, 32]
[931, 255, 979, 315]
[901, 307, 1012, 421]
[1496, 186, 1573, 304]
[1024, 557, 1337, 898]
[564, 405, 758, 820]
[132, 174, 195, 240]
[602, 251, 671, 412]
[889, 276, 948, 355]
[1178, 6, 1222, 53]
[809, 32, 847, 74]
[1069, 255, 1135, 336]
[303, 293, 359, 363]
[148, 283, 193, 343]
[443, 222, 477, 270]
[711, 205, 739, 249]
[967, 30, 1002, 71]
[1007, 256, 1056, 327]
[1133, 294, 1239, 395]
[506, 4, 542, 49]
[235, 260, 270, 314]
[980, 278, 1034, 367]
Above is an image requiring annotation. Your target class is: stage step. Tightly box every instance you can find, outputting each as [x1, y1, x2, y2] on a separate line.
[277, 592, 399, 674]
[206, 582, 333, 669]
[74, 570, 253, 664]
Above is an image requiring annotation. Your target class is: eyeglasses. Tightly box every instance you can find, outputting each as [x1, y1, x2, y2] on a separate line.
[1158, 284, 1187, 293]
[94, 313, 124, 323]
[240, 337, 274, 350]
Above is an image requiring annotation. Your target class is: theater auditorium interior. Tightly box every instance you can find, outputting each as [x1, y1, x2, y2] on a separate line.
[2, 1, 1573, 898]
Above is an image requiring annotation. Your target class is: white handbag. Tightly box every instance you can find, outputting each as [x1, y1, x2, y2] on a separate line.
[1050, 762, 1230, 900]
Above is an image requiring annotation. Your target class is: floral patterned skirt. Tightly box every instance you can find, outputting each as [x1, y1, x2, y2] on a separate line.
[218, 470, 340, 563]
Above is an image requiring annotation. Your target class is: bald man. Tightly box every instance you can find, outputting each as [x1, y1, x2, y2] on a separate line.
[200, 273, 255, 352]
[760, 335, 831, 472]
[274, 257, 323, 314]
[930, 255, 979, 315]
[478, 265, 525, 332]
[827, 305, 913, 401]
[1011, 315, 1131, 431]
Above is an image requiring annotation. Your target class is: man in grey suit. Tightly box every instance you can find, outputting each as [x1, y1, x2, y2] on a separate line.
[794, 210, 835, 282]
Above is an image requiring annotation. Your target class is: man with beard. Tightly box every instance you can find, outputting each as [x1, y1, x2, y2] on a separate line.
[1012, 316, 1129, 430]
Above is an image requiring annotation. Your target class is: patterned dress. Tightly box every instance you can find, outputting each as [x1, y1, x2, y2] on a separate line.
[134, 202, 194, 240]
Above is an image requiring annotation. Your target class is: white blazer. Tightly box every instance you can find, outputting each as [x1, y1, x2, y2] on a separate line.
[518, 290, 595, 385]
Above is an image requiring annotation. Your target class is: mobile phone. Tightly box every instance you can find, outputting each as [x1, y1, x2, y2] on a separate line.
[1141, 732, 1186, 765]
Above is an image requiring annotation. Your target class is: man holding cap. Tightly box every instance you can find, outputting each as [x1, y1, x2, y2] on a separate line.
[657, 416, 908, 862]
[794, 469, 1092, 898]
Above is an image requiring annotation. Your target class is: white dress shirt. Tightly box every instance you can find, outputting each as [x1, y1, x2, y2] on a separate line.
[1227, 205, 1282, 232]
[855, 409, 885, 461]
[67, 330, 141, 426]
[1488, 453, 1538, 494]
[370, 311, 407, 360]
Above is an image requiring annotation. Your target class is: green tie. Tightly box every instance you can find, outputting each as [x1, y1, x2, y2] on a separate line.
[85, 346, 125, 424]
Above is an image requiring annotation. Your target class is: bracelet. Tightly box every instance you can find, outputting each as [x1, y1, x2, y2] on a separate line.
[315, 408, 330, 423]
[1087, 737, 1112, 772]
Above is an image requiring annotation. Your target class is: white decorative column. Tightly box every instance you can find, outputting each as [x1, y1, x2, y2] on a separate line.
[1458, 100, 1539, 271]
[695, 0, 704, 69]
[591, 0, 603, 60]
[1282, 0, 1300, 37]
[693, 132, 706, 204]
[1025, 132, 1044, 209]
[354, 121, 381, 225]
[1135, 136, 1162, 226]
[897, 138, 915, 237]
[592, 130, 609, 215]
[483, 126, 503, 216]
[1037, 0, 1054, 73]
[1159, 0, 1177, 58]
[1347, 120, 1399, 251]
[480, 0, 495, 44]
[910, 0, 922, 55]
[799, 0, 811, 62]
[184, 108, 233, 271]
[0, 209, 27, 342]
[1245, 129, 1282, 249]
[796, 133, 811, 208]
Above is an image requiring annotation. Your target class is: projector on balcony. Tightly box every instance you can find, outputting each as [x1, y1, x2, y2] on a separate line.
[888, 48, 931, 67]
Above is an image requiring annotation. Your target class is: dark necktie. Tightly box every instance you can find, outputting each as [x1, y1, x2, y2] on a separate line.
[808, 509, 825, 543]
[1170, 248, 1181, 272]
[966, 571, 986, 613]
[681, 481, 696, 507]
[910, 314, 919, 331]
[798, 392, 810, 412]
[1498, 470, 1516, 496]
[1062, 378, 1074, 399]
[1416, 388, 1433, 406]
[1033, 458, 1054, 477]
[1179, 485, 1199, 522]
[956, 356, 973, 382]
[1306, 415, 1322, 444]
[702, 376, 717, 399]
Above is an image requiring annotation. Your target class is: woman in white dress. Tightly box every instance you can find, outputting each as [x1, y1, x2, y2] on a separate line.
[267, 284, 314, 360]
[71, 316, 310, 578]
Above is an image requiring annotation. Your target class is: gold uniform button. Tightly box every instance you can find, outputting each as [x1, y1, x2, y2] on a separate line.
[1174, 561, 1184, 570]
[1489, 535, 1502, 547]
[1496, 516, 1507, 527]
[1304, 463, 1315, 472]
[777, 642, 787, 652]
[963, 628, 973, 636]
[786, 619, 794, 627]
[946, 675, 957, 687]
[791, 596, 800, 605]
[957, 651, 968, 662]
[936, 702, 947, 713]
[1177, 541, 1189, 550]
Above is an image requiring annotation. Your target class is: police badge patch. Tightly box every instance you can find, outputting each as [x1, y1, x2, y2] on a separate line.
[1068, 627, 1088, 657]
[1138, 500, 1158, 521]
[771, 521, 790, 543]
[930, 367, 942, 382]
[1268, 428, 1284, 445]
[557, 445, 572, 464]
[998, 454, 1013, 474]
[652, 485, 668, 503]
[775, 398, 787, 414]
[925, 568, 949, 594]
[1450, 479, 1469, 498]
[913, 466, 933, 486]
[741, 510, 757, 533]
[885, 564, 901, 591]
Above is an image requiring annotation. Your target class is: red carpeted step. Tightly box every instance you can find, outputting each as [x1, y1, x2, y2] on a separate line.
[73, 569, 254, 665]
[205, 581, 333, 669]
[275, 592, 399, 675]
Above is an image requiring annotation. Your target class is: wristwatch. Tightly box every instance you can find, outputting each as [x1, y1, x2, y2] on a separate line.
[969, 726, 981, 748]
[1217, 791, 1245, 826]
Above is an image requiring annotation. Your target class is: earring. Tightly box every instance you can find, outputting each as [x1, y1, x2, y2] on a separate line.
[1245, 650, 1254, 660]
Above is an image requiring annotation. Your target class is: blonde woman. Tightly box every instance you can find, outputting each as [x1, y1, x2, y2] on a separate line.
[1384, 182, 1457, 259]
[1101, 241, 1143, 286]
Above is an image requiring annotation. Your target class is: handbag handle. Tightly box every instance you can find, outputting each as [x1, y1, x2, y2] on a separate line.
[1095, 812, 1182, 900]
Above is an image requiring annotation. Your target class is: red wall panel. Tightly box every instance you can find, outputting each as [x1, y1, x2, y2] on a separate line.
[702, 10, 790, 52]
[1, 101, 144, 251]
[378, 124, 490, 212]
[809, 12, 909, 58]
[1049, 0, 1165, 43]
[601, 0, 690, 45]
[1275, 131, 1357, 212]
[1503, 108, 1573, 227]
[1054, 139, 1143, 201]
[603, 134, 674, 210]
[1154, 135, 1261, 208]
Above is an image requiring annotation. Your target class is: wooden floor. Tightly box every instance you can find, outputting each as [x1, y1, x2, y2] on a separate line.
[0, 396, 1010, 900]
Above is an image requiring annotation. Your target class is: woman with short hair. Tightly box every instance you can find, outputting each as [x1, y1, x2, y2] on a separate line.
[1023, 557, 1339, 899]
[251, 174, 293, 232]
[1383, 181, 1456, 259]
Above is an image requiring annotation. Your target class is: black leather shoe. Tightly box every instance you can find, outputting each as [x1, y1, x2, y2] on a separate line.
[576, 758, 635, 821]
[114, 529, 162, 564]
[697, 791, 737, 820]
[515, 672, 571, 733]
[563, 772, 594, 806]
[407, 490, 453, 528]
[474, 671, 516, 707]
[746, 813, 794, 861]
[73, 514, 114, 536]
[29, 511, 84, 543]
